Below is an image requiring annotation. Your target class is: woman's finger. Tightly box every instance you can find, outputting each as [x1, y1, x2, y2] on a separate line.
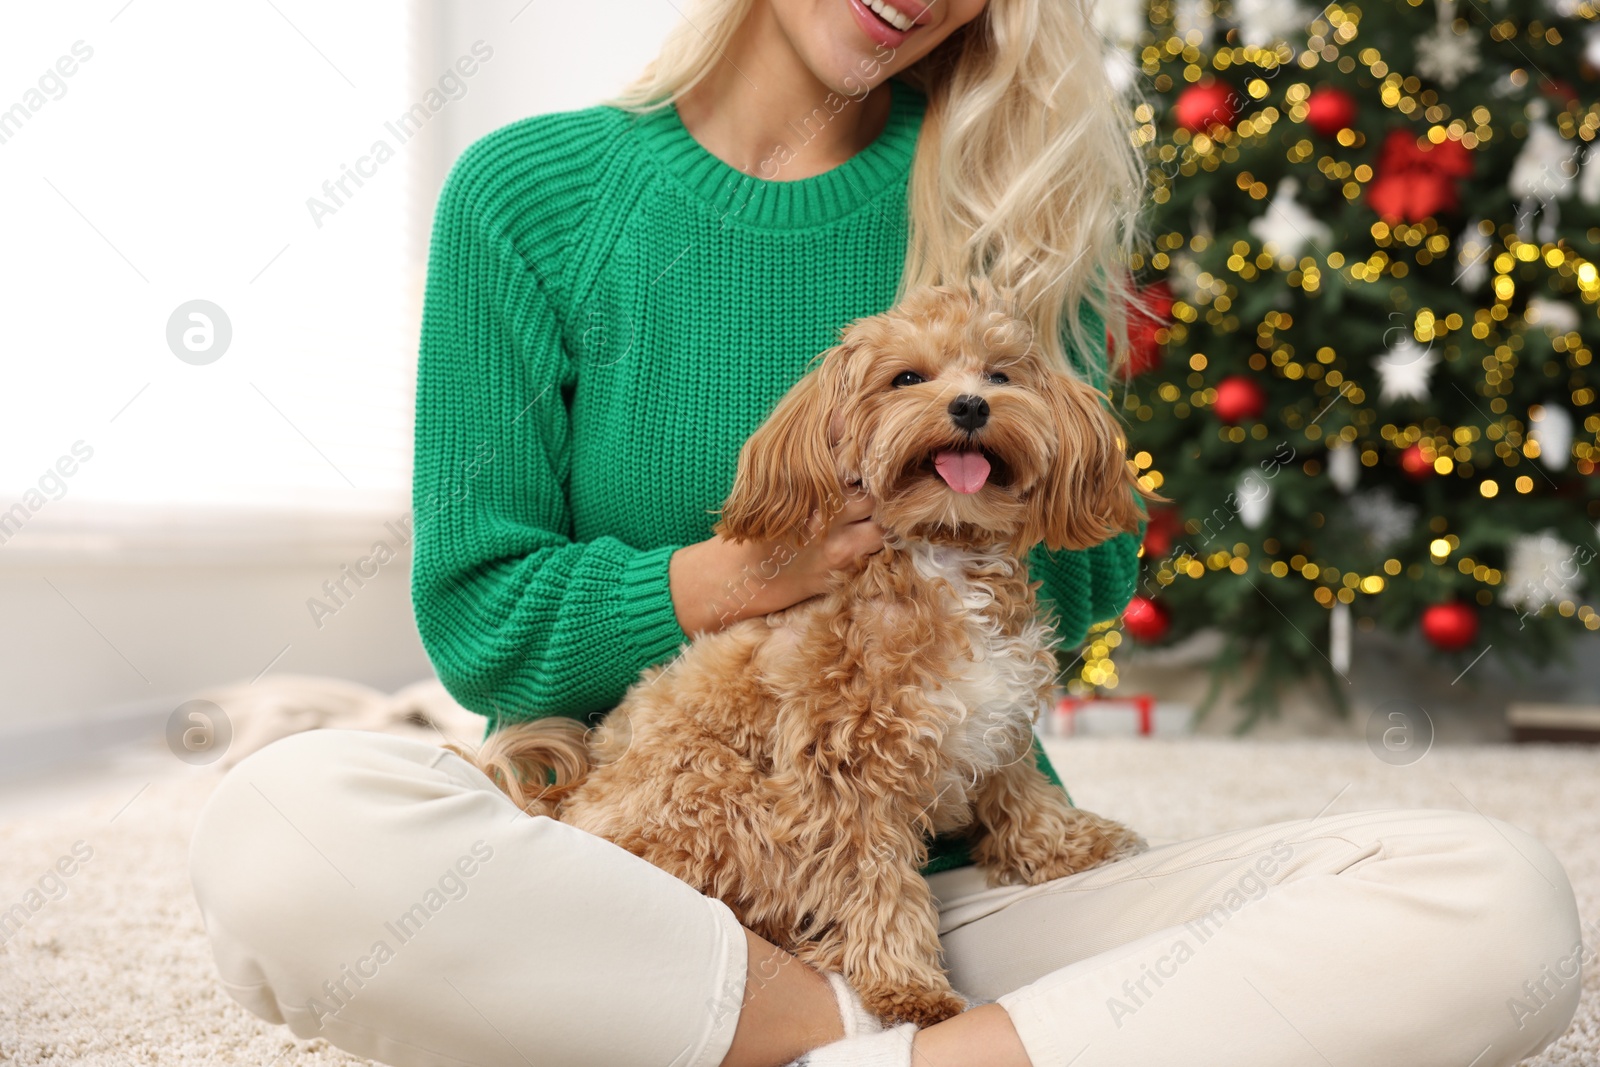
[837, 493, 878, 525]
[845, 519, 885, 557]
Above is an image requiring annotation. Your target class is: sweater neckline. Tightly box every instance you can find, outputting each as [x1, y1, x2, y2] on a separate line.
[627, 78, 925, 230]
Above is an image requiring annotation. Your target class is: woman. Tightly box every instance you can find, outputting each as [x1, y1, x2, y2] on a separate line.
[190, 0, 1583, 1065]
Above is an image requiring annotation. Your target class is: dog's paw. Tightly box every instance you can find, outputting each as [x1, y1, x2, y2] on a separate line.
[981, 808, 1149, 886]
[860, 985, 966, 1028]
[1105, 824, 1150, 861]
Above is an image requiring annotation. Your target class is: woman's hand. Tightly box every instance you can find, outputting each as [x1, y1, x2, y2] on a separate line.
[669, 484, 884, 637]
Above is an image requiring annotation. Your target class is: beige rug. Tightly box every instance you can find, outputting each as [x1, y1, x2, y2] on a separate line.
[1, 733, 1596, 1065]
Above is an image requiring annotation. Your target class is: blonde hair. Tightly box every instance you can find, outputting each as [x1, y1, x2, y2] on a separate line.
[609, 0, 1145, 377]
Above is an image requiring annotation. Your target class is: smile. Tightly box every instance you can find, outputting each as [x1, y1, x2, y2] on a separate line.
[845, 0, 926, 47]
[863, 0, 915, 31]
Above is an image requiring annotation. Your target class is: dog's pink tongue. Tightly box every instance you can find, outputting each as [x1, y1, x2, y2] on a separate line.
[933, 450, 991, 494]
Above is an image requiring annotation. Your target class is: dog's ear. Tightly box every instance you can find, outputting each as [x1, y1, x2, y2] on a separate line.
[1019, 372, 1149, 553]
[714, 347, 851, 545]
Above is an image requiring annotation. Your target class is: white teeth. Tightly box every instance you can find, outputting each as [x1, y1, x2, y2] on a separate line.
[866, 0, 914, 31]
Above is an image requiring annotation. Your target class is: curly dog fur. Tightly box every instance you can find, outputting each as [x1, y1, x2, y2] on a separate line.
[459, 281, 1151, 1026]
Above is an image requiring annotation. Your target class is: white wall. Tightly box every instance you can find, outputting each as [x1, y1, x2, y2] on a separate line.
[416, 0, 682, 229]
[0, 1, 679, 765]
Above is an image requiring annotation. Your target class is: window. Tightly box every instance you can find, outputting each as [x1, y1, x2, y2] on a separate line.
[1, 2, 417, 555]
[2, 1, 682, 560]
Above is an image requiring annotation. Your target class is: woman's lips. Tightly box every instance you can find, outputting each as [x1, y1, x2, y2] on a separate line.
[845, 0, 916, 49]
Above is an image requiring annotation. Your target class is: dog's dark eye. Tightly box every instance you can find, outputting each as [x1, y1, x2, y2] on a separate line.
[891, 371, 926, 388]
[985, 371, 1010, 385]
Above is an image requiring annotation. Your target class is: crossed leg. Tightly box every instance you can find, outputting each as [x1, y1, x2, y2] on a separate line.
[922, 807, 1582, 1067]
[190, 731, 1580, 1067]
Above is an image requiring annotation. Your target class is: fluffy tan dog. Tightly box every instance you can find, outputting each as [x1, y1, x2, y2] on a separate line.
[462, 281, 1150, 1026]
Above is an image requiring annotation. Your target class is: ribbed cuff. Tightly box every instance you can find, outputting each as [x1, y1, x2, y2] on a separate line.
[617, 542, 693, 669]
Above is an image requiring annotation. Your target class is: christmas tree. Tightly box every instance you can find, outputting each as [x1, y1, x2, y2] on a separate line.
[1086, 0, 1600, 723]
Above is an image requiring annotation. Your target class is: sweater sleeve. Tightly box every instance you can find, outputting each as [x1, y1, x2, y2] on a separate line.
[411, 144, 692, 733]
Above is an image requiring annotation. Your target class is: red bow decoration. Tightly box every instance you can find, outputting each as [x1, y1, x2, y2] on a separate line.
[1367, 129, 1474, 223]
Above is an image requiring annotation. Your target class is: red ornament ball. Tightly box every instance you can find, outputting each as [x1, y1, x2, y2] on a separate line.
[1142, 508, 1183, 560]
[1541, 79, 1580, 107]
[1119, 283, 1175, 376]
[1305, 87, 1358, 138]
[1174, 81, 1238, 133]
[1400, 444, 1434, 481]
[1123, 596, 1171, 642]
[1213, 375, 1267, 424]
[1421, 602, 1479, 652]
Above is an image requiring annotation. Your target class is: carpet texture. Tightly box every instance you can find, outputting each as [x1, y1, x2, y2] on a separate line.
[1, 734, 1595, 1065]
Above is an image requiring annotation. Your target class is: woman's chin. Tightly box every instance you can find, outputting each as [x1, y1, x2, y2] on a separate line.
[800, 45, 896, 99]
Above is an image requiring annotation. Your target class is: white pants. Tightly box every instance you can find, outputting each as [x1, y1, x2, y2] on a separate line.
[189, 729, 1582, 1067]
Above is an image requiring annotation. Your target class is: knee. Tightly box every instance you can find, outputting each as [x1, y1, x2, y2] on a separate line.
[189, 730, 366, 1026]
[190, 730, 380, 927]
[194, 731, 350, 880]
[218, 724, 377, 789]
[1474, 815, 1583, 1024]
[1404, 810, 1583, 1047]
[188, 729, 477, 1032]
[193, 731, 441, 921]
[1429, 809, 1577, 934]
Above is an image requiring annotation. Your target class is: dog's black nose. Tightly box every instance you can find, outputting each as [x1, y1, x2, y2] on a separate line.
[948, 394, 989, 432]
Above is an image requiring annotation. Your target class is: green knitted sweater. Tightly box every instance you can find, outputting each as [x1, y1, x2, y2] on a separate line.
[412, 76, 1141, 875]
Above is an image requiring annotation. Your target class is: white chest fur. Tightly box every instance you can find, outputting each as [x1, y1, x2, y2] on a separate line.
[905, 543, 1056, 828]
